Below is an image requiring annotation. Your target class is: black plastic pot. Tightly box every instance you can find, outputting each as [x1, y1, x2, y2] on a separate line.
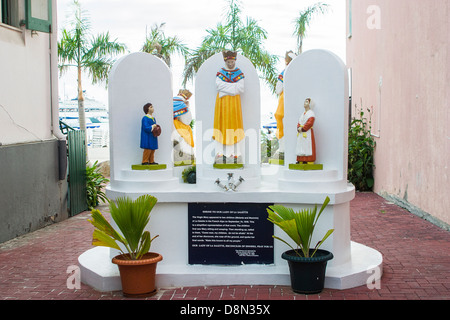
[282, 249, 333, 294]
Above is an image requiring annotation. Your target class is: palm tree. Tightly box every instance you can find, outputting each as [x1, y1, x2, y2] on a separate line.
[182, 0, 279, 94]
[58, 0, 126, 137]
[293, 2, 329, 55]
[141, 23, 190, 68]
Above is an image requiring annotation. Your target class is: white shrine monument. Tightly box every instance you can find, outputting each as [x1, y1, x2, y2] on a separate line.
[79, 50, 382, 292]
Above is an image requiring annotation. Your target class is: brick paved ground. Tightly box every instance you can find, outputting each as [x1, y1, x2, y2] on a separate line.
[0, 192, 449, 301]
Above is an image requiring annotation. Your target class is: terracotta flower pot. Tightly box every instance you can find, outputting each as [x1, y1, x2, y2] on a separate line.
[112, 252, 163, 298]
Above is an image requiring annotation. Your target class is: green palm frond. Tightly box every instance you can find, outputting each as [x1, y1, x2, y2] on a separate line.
[181, 0, 279, 93]
[136, 231, 159, 260]
[89, 195, 159, 260]
[293, 2, 330, 54]
[92, 229, 123, 252]
[58, 29, 79, 74]
[88, 32, 126, 58]
[108, 195, 158, 259]
[83, 57, 114, 85]
[141, 23, 190, 67]
[182, 47, 220, 86]
[267, 197, 333, 258]
[88, 209, 126, 251]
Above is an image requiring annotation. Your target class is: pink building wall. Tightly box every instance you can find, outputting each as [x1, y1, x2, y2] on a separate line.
[346, 0, 449, 227]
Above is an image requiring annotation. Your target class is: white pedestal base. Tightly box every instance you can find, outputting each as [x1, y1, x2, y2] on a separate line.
[79, 241, 382, 292]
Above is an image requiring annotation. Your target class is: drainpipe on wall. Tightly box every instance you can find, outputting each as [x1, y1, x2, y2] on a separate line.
[50, 0, 64, 141]
[49, 0, 67, 180]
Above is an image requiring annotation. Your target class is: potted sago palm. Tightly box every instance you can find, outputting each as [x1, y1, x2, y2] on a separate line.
[267, 196, 334, 294]
[88, 194, 162, 297]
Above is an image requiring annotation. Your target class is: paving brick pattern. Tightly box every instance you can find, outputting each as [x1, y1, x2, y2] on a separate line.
[0, 192, 449, 300]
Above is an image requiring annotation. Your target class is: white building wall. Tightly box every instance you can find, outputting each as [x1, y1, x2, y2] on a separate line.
[0, 0, 67, 244]
[0, 0, 57, 146]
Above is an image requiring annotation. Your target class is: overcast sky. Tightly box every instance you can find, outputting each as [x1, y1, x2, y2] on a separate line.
[56, 0, 347, 119]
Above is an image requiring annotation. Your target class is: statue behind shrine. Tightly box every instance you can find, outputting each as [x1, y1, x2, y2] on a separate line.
[274, 51, 296, 158]
[173, 89, 194, 163]
[212, 51, 245, 165]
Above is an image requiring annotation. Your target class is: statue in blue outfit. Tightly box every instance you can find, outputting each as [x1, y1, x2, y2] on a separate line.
[140, 102, 160, 165]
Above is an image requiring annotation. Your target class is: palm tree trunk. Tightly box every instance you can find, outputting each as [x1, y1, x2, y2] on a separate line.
[77, 66, 88, 156]
[77, 67, 86, 132]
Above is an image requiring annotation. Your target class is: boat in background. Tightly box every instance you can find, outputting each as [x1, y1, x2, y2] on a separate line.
[59, 95, 109, 147]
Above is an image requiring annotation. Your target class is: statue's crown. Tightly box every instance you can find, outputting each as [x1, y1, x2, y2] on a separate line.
[222, 50, 237, 61]
[178, 89, 192, 100]
[285, 51, 296, 63]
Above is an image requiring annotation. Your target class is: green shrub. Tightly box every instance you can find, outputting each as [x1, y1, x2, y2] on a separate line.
[86, 160, 109, 209]
[181, 165, 196, 184]
[348, 106, 376, 191]
[261, 130, 279, 163]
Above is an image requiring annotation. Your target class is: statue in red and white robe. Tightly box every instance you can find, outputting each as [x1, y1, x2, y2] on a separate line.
[296, 98, 316, 163]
